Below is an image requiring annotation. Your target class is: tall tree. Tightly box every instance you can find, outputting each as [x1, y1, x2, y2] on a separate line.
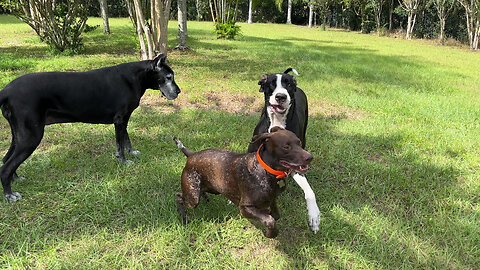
[176, 0, 189, 50]
[344, 0, 369, 32]
[458, 0, 480, 50]
[287, 0, 293, 23]
[370, 0, 385, 33]
[389, 0, 394, 31]
[274, 0, 293, 24]
[98, 0, 110, 34]
[125, 0, 172, 59]
[308, 2, 314, 27]
[432, 0, 454, 44]
[196, 0, 202, 21]
[210, 0, 241, 23]
[248, 0, 253, 23]
[154, 0, 173, 55]
[399, 0, 420, 39]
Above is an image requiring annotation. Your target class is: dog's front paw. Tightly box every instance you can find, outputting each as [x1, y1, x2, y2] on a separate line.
[122, 160, 135, 166]
[264, 227, 279, 238]
[129, 150, 141, 156]
[5, 192, 22, 202]
[307, 202, 321, 233]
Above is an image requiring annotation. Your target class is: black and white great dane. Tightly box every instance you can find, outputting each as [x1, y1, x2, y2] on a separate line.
[248, 68, 320, 233]
[0, 54, 180, 202]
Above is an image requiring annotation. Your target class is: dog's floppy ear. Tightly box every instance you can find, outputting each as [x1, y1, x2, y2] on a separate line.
[250, 132, 271, 145]
[258, 74, 268, 92]
[153, 54, 167, 68]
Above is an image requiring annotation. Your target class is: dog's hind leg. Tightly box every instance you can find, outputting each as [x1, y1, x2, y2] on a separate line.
[176, 192, 188, 225]
[2, 107, 24, 182]
[1, 118, 44, 202]
[176, 169, 202, 225]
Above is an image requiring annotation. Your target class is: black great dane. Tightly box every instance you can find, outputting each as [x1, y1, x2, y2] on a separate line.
[248, 68, 321, 233]
[0, 54, 180, 202]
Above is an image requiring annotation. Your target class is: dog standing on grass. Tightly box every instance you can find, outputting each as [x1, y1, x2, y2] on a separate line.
[248, 68, 321, 233]
[174, 127, 313, 238]
[0, 54, 180, 202]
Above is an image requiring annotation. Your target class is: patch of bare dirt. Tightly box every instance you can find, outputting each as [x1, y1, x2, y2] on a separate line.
[140, 91, 366, 120]
[140, 91, 264, 114]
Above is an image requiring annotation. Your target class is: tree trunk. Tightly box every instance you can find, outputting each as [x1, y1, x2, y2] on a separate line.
[286, 0, 292, 24]
[176, 0, 189, 50]
[361, 6, 367, 33]
[98, 0, 110, 34]
[474, 28, 480, 50]
[400, 0, 419, 39]
[308, 4, 314, 28]
[389, 0, 393, 31]
[374, 0, 383, 34]
[233, 0, 239, 21]
[133, 0, 152, 59]
[459, 1, 480, 50]
[196, 0, 201, 21]
[322, 9, 327, 30]
[406, 10, 416, 39]
[150, 0, 158, 44]
[209, 0, 216, 22]
[155, 0, 172, 55]
[439, 17, 446, 44]
[248, 0, 253, 23]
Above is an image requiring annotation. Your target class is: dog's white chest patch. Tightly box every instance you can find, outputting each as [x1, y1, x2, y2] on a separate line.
[267, 106, 288, 132]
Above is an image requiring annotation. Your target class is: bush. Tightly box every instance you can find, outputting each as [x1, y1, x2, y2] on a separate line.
[215, 21, 241, 40]
[2, 0, 90, 53]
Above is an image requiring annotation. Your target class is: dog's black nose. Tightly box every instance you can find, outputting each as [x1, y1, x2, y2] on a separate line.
[304, 153, 313, 164]
[275, 93, 287, 103]
[176, 88, 181, 94]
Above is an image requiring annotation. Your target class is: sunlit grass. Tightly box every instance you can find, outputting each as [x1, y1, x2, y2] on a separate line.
[1, 15, 480, 269]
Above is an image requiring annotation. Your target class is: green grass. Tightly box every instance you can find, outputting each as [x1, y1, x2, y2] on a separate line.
[1, 15, 480, 269]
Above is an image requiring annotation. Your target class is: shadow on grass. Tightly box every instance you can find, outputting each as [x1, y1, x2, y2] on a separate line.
[0, 105, 474, 268]
[274, 114, 462, 268]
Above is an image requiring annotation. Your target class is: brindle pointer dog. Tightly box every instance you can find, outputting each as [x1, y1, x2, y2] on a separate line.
[174, 127, 313, 238]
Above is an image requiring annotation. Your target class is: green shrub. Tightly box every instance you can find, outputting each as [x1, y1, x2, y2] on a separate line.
[215, 21, 241, 40]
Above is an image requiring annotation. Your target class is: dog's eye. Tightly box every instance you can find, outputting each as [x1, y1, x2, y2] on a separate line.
[283, 145, 291, 150]
[166, 75, 173, 80]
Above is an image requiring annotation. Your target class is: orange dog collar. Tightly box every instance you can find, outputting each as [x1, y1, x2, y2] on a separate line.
[256, 144, 291, 179]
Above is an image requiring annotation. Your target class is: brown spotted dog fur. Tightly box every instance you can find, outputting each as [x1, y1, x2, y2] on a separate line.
[173, 127, 313, 238]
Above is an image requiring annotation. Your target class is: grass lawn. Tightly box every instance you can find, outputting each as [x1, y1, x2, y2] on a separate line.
[1, 15, 480, 269]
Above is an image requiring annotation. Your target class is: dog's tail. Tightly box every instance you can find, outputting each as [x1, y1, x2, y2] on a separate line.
[173, 137, 194, 157]
[284, 68, 299, 76]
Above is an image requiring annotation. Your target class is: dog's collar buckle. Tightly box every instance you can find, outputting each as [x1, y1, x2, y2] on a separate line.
[256, 144, 292, 179]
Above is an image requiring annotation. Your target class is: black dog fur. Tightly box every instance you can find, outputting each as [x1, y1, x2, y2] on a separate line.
[0, 54, 180, 202]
